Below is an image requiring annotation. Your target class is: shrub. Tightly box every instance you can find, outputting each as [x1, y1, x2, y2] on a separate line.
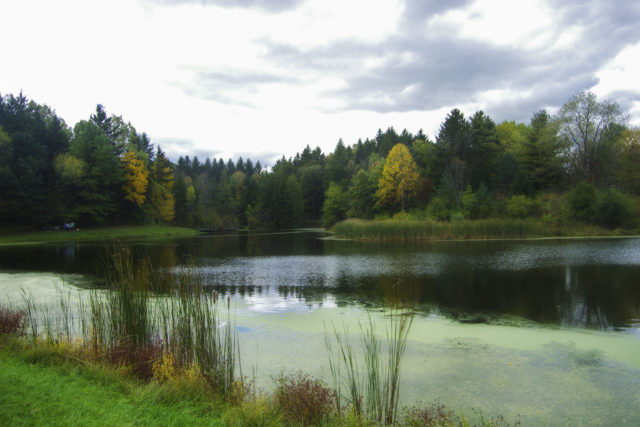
[567, 182, 597, 222]
[595, 187, 638, 228]
[402, 401, 460, 426]
[462, 184, 495, 219]
[426, 197, 451, 222]
[274, 371, 336, 425]
[505, 195, 536, 219]
[0, 305, 26, 336]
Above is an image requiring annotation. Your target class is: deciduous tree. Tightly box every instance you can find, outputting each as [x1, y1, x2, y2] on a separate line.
[121, 150, 149, 207]
[376, 143, 420, 212]
[557, 91, 628, 184]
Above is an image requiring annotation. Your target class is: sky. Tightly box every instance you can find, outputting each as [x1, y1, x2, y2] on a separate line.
[1, 0, 639, 166]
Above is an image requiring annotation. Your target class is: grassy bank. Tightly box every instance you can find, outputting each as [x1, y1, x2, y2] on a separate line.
[0, 340, 229, 426]
[332, 218, 637, 242]
[0, 225, 199, 245]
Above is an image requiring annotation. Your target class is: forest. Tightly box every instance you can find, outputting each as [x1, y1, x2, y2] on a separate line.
[1, 90, 639, 232]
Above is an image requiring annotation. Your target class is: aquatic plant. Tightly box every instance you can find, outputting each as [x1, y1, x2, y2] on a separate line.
[333, 218, 549, 241]
[18, 244, 240, 398]
[325, 309, 414, 424]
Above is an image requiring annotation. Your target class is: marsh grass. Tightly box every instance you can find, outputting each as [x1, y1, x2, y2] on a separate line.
[18, 244, 240, 399]
[325, 309, 414, 425]
[333, 218, 549, 241]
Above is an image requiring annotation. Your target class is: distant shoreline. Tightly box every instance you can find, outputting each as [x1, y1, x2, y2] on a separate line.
[0, 225, 199, 245]
[330, 218, 640, 242]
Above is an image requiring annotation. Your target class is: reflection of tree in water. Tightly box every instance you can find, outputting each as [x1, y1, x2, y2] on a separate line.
[561, 265, 640, 329]
[202, 263, 640, 329]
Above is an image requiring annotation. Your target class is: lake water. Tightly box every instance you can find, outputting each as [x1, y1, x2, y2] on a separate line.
[1, 231, 639, 425]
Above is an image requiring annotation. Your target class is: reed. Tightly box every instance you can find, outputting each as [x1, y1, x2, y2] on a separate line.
[324, 309, 414, 424]
[333, 218, 548, 241]
[17, 244, 240, 399]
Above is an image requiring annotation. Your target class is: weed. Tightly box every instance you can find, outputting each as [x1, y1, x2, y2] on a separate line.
[274, 371, 336, 426]
[402, 401, 460, 426]
[0, 305, 26, 336]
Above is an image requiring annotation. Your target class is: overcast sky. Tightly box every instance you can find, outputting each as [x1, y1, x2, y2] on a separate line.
[2, 0, 639, 165]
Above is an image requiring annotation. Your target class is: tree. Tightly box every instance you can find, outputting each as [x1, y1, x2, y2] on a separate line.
[468, 111, 500, 189]
[322, 182, 347, 228]
[616, 128, 640, 194]
[121, 151, 149, 207]
[299, 165, 325, 221]
[375, 143, 420, 212]
[69, 120, 122, 224]
[0, 93, 71, 225]
[520, 110, 564, 192]
[433, 109, 472, 192]
[348, 169, 375, 219]
[90, 104, 125, 157]
[557, 91, 628, 184]
[150, 147, 175, 222]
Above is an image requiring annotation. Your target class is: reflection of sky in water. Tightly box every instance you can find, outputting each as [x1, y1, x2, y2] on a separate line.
[198, 254, 448, 287]
[241, 293, 337, 314]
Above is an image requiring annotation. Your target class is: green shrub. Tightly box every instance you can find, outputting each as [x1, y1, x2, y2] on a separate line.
[505, 195, 536, 218]
[462, 184, 495, 219]
[567, 182, 597, 222]
[323, 183, 348, 228]
[426, 197, 451, 221]
[595, 187, 638, 228]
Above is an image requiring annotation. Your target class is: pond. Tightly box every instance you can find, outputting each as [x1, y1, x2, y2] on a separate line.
[1, 231, 639, 425]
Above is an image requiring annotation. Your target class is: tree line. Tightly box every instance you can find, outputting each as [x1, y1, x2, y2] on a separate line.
[1, 90, 638, 230]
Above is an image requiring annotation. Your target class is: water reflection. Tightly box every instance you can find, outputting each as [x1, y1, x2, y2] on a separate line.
[1, 232, 639, 329]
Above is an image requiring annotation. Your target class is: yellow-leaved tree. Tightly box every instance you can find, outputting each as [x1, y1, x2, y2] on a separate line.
[375, 143, 420, 212]
[121, 150, 149, 207]
[150, 148, 175, 222]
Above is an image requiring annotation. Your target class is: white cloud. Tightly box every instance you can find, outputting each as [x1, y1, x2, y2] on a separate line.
[1, 0, 638, 163]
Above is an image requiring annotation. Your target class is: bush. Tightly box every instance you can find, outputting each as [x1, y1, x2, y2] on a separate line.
[505, 195, 537, 218]
[274, 371, 336, 425]
[567, 182, 597, 222]
[426, 197, 451, 222]
[462, 184, 495, 219]
[0, 305, 26, 336]
[402, 401, 460, 426]
[595, 187, 638, 228]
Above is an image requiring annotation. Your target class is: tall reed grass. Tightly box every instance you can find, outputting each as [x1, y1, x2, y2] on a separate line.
[19, 245, 240, 398]
[325, 309, 414, 424]
[333, 218, 549, 241]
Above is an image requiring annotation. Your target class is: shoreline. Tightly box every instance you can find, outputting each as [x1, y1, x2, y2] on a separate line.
[0, 225, 200, 246]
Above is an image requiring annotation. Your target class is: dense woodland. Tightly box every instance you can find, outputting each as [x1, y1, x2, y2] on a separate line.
[1, 91, 639, 231]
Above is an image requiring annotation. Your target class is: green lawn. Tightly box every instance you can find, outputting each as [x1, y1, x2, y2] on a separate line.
[0, 225, 200, 245]
[0, 346, 226, 426]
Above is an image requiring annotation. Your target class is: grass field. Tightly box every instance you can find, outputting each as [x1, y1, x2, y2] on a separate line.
[0, 225, 200, 245]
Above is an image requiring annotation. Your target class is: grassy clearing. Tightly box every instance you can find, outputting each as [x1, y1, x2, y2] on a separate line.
[332, 218, 636, 242]
[0, 224, 199, 245]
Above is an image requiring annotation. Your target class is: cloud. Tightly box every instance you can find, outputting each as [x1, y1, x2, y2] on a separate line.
[174, 67, 299, 107]
[144, 0, 303, 13]
[260, 0, 640, 123]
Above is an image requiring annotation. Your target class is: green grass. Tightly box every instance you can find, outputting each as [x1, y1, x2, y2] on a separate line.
[0, 343, 226, 426]
[332, 217, 638, 242]
[0, 225, 199, 245]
